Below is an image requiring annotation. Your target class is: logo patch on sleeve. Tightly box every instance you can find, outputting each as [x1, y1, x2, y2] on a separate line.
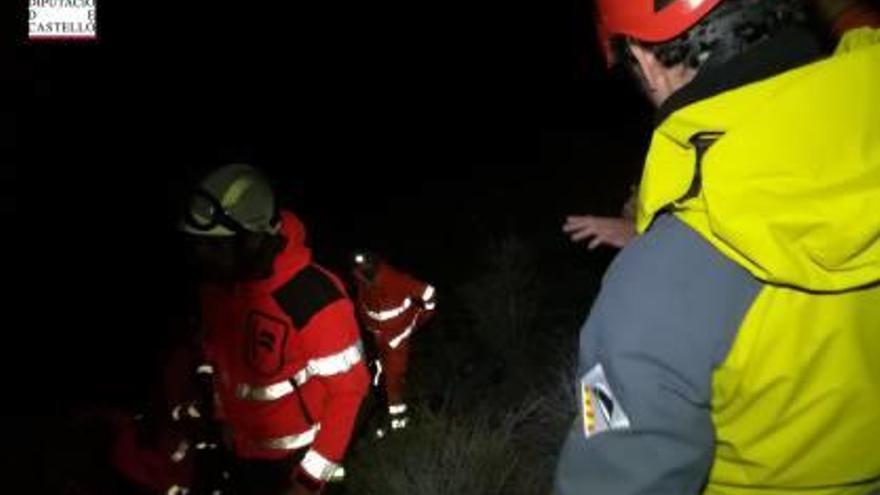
[581, 363, 631, 439]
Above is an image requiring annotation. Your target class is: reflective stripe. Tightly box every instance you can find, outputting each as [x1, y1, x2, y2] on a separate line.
[197, 364, 214, 375]
[424, 300, 436, 310]
[365, 298, 412, 321]
[172, 402, 202, 420]
[300, 449, 341, 482]
[236, 380, 294, 401]
[221, 175, 254, 209]
[388, 321, 416, 349]
[422, 285, 435, 302]
[391, 417, 409, 430]
[236, 343, 363, 401]
[372, 360, 383, 387]
[389, 404, 407, 415]
[298, 344, 363, 382]
[167, 485, 190, 495]
[171, 441, 189, 463]
[261, 424, 320, 450]
[330, 466, 346, 482]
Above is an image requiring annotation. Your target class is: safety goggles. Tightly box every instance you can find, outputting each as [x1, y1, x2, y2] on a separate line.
[183, 188, 250, 236]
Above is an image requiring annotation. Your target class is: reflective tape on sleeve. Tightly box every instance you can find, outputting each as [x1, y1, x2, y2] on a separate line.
[388, 403, 408, 415]
[364, 298, 412, 321]
[236, 380, 295, 401]
[236, 343, 363, 401]
[295, 342, 363, 385]
[422, 285, 435, 302]
[388, 321, 416, 349]
[261, 424, 321, 450]
[300, 449, 341, 482]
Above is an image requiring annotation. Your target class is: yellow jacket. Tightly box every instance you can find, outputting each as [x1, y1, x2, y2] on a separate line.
[636, 28, 880, 495]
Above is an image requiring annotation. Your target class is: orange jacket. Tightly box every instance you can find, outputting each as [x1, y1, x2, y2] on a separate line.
[200, 211, 369, 484]
[355, 262, 436, 348]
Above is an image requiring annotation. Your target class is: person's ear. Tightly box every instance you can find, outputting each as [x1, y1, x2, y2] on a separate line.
[628, 42, 663, 98]
[628, 41, 697, 106]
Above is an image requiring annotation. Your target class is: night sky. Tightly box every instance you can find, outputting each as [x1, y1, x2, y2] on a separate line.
[10, 0, 654, 415]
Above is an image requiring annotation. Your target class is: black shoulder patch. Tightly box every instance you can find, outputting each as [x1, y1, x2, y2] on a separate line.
[273, 265, 345, 329]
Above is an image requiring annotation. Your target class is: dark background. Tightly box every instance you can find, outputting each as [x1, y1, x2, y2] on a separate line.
[7, 0, 652, 415]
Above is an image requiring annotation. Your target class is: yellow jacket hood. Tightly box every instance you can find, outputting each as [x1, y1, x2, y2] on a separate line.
[637, 28, 880, 292]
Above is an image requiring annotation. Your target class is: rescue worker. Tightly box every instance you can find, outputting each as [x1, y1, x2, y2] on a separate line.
[351, 252, 436, 437]
[109, 410, 199, 495]
[555, 0, 880, 494]
[182, 164, 370, 495]
[562, 1, 879, 253]
[109, 340, 224, 495]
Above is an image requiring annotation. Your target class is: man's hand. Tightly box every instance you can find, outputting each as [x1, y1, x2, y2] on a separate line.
[563, 215, 637, 249]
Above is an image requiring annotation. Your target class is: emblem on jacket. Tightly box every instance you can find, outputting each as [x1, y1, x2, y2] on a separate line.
[581, 363, 630, 439]
[246, 311, 289, 375]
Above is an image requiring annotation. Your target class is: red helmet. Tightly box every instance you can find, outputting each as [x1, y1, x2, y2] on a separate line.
[596, 0, 724, 64]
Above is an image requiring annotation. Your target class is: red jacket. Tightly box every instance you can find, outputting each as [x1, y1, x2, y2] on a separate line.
[355, 262, 436, 348]
[200, 211, 369, 484]
[110, 343, 211, 495]
[110, 411, 194, 494]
